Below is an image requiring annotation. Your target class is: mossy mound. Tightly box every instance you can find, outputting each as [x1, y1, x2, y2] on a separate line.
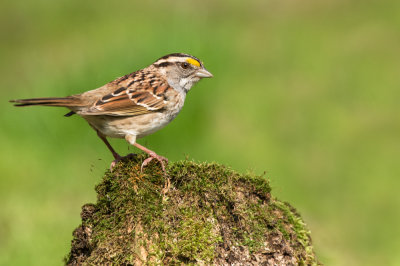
[66, 154, 319, 265]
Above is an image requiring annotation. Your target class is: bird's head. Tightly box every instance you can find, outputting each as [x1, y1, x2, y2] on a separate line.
[151, 53, 213, 93]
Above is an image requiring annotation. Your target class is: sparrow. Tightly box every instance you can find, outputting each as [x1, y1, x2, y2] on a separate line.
[10, 53, 213, 172]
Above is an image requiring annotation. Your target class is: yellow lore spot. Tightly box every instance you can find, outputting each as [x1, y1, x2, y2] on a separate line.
[186, 58, 201, 67]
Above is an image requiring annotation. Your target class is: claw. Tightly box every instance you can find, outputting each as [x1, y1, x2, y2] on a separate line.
[141, 153, 170, 194]
[140, 153, 168, 173]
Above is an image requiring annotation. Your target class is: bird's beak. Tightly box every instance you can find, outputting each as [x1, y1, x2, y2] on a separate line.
[196, 68, 213, 78]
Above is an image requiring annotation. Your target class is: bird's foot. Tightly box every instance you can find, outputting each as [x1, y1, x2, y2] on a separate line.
[110, 153, 137, 171]
[141, 152, 168, 174]
[142, 153, 170, 194]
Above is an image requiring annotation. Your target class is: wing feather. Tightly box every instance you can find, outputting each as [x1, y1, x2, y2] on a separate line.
[80, 75, 170, 116]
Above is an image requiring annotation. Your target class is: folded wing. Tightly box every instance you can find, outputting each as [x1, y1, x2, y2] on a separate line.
[81, 86, 168, 116]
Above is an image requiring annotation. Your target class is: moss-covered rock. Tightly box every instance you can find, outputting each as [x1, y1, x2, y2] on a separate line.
[66, 154, 319, 265]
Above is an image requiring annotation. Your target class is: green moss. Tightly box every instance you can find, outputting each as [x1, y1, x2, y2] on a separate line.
[66, 154, 319, 265]
[164, 207, 222, 263]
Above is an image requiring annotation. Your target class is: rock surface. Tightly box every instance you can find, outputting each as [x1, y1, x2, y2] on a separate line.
[65, 155, 319, 265]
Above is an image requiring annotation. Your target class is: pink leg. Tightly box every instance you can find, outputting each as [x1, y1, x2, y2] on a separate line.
[96, 131, 135, 171]
[133, 143, 168, 173]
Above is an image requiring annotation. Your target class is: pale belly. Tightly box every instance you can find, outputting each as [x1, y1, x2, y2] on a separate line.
[81, 112, 178, 139]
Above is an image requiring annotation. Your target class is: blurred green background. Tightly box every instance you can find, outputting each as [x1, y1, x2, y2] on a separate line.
[1, 0, 399, 265]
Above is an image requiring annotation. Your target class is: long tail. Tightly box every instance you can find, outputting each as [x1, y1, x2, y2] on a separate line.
[10, 96, 82, 107]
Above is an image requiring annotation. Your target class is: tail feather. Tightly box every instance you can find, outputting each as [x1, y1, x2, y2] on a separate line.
[10, 96, 82, 107]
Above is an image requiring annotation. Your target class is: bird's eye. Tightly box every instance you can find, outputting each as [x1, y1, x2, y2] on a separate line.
[181, 62, 190, 69]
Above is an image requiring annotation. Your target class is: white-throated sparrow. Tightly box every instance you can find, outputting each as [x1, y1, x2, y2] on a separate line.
[10, 53, 213, 172]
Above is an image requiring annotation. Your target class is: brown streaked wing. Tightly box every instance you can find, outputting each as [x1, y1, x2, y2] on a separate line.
[82, 89, 167, 116]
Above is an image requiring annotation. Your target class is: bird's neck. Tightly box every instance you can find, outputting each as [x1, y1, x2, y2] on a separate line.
[168, 77, 194, 94]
